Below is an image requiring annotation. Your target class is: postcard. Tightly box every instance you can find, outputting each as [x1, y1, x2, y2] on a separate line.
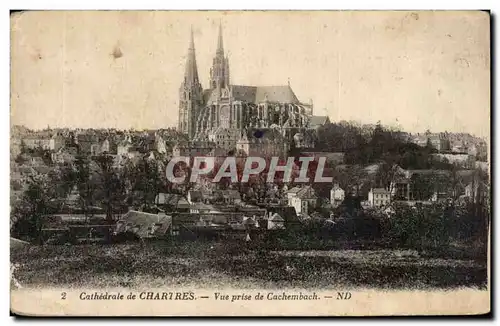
[10, 10, 490, 316]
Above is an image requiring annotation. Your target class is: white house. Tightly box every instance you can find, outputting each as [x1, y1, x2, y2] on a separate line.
[286, 185, 317, 216]
[117, 137, 133, 156]
[268, 212, 285, 230]
[49, 133, 65, 152]
[330, 183, 345, 207]
[155, 134, 167, 154]
[368, 188, 391, 207]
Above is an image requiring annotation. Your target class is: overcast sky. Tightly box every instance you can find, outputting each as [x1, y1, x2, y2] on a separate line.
[11, 11, 490, 138]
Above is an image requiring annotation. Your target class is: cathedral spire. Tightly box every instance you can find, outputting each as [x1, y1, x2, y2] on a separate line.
[210, 21, 230, 89]
[189, 25, 195, 50]
[184, 26, 200, 84]
[217, 20, 224, 54]
[179, 27, 203, 139]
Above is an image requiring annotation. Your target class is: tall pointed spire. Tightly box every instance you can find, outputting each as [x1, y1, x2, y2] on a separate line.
[210, 21, 230, 89]
[179, 26, 203, 139]
[189, 25, 195, 50]
[217, 20, 224, 54]
[184, 25, 200, 84]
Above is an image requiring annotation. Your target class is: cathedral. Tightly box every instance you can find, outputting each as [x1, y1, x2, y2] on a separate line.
[177, 24, 326, 156]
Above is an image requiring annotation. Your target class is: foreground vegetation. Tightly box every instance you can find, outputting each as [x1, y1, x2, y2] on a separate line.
[11, 238, 487, 290]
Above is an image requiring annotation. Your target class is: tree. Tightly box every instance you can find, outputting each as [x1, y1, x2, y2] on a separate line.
[11, 173, 59, 242]
[94, 154, 126, 224]
[386, 203, 452, 250]
[74, 154, 96, 220]
[375, 163, 406, 199]
[410, 173, 433, 201]
[50, 162, 76, 200]
[19, 140, 27, 154]
[336, 165, 367, 197]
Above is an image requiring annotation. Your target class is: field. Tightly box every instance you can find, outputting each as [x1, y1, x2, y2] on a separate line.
[10, 239, 488, 290]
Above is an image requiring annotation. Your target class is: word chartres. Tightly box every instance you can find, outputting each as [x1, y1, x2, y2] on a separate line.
[166, 156, 333, 184]
[79, 291, 195, 300]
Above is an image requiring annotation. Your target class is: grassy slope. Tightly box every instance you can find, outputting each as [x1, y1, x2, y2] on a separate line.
[10, 240, 487, 290]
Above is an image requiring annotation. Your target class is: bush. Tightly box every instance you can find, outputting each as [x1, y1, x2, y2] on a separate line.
[111, 231, 141, 243]
[380, 202, 489, 251]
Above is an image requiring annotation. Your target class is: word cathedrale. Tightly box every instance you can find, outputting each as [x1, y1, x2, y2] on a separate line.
[166, 156, 333, 184]
[79, 291, 195, 300]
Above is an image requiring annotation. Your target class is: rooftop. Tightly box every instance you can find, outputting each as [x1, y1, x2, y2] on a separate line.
[204, 84, 300, 104]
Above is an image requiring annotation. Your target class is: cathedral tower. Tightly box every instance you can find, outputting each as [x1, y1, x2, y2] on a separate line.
[209, 22, 230, 90]
[178, 27, 203, 138]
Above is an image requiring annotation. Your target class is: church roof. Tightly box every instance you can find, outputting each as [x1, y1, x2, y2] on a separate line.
[203, 85, 300, 105]
[231, 85, 300, 104]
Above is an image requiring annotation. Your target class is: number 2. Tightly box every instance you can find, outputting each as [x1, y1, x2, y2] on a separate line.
[61, 292, 66, 300]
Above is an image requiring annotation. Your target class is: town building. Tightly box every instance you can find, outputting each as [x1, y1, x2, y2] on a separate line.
[286, 185, 318, 216]
[172, 140, 217, 157]
[115, 211, 172, 239]
[22, 136, 51, 150]
[411, 132, 451, 152]
[267, 212, 285, 230]
[50, 133, 66, 152]
[235, 129, 290, 158]
[432, 153, 476, 169]
[330, 183, 345, 207]
[368, 188, 391, 207]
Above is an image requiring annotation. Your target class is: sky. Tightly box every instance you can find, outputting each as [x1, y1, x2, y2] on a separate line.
[10, 11, 490, 138]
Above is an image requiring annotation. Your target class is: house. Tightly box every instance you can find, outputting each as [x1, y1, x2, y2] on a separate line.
[237, 203, 267, 218]
[412, 133, 451, 152]
[176, 198, 191, 212]
[219, 189, 241, 205]
[155, 193, 182, 212]
[91, 138, 116, 156]
[187, 190, 203, 204]
[429, 134, 451, 152]
[115, 211, 172, 239]
[189, 202, 213, 214]
[23, 135, 51, 150]
[51, 146, 78, 164]
[368, 188, 391, 207]
[330, 183, 345, 207]
[286, 185, 317, 216]
[242, 215, 258, 228]
[464, 181, 489, 203]
[267, 212, 285, 230]
[117, 137, 133, 156]
[286, 186, 302, 201]
[172, 141, 216, 157]
[431, 191, 449, 203]
[75, 134, 99, 154]
[49, 133, 65, 151]
[155, 134, 167, 154]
